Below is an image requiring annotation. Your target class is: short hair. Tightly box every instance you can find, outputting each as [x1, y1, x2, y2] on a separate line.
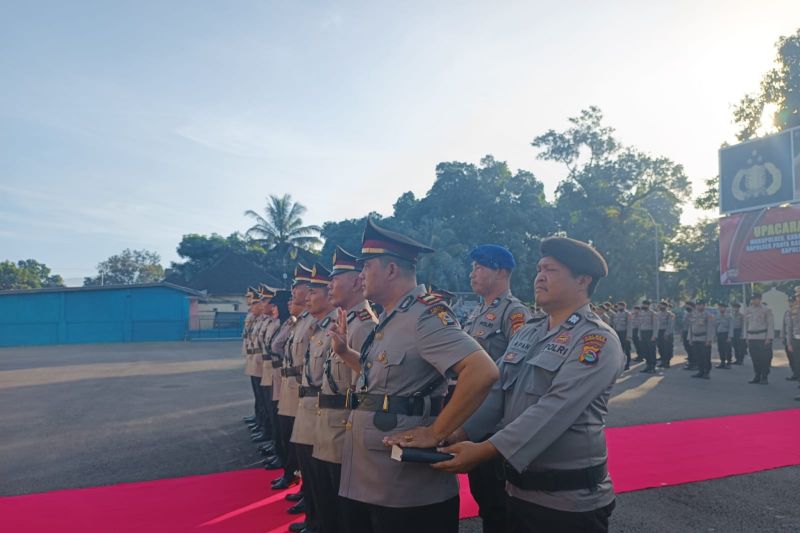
[377, 255, 416, 276]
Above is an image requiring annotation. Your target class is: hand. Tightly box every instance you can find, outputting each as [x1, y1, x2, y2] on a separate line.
[328, 307, 350, 355]
[443, 427, 468, 446]
[384, 425, 443, 449]
[431, 441, 498, 473]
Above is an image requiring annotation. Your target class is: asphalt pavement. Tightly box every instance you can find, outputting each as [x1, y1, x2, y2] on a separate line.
[1, 341, 799, 532]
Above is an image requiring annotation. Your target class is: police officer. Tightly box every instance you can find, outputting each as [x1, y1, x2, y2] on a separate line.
[715, 303, 733, 369]
[744, 292, 774, 385]
[433, 236, 624, 533]
[262, 289, 293, 470]
[611, 302, 632, 370]
[681, 302, 695, 370]
[242, 287, 260, 425]
[245, 288, 270, 442]
[312, 247, 377, 533]
[330, 218, 498, 533]
[254, 285, 279, 445]
[656, 301, 675, 368]
[689, 300, 715, 379]
[638, 300, 658, 373]
[462, 244, 531, 533]
[631, 305, 642, 361]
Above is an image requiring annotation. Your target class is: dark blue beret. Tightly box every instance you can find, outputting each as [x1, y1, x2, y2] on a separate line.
[469, 244, 516, 270]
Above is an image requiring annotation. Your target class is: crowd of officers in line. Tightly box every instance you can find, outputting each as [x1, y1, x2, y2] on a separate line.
[239, 219, 623, 533]
[236, 218, 799, 533]
[590, 287, 800, 393]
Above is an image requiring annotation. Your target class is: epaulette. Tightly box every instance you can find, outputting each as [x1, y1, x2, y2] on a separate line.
[526, 315, 547, 324]
[417, 292, 446, 306]
[358, 309, 373, 321]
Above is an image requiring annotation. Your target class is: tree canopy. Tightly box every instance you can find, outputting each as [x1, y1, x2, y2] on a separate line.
[0, 260, 64, 290]
[84, 249, 164, 286]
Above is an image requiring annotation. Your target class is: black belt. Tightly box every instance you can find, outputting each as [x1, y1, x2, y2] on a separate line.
[351, 393, 444, 417]
[318, 394, 348, 409]
[299, 385, 322, 398]
[504, 461, 607, 492]
[280, 366, 302, 377]
[748, 329, 767, 334]
[271, 359, 282, 368]
[246, 348, 257, 355]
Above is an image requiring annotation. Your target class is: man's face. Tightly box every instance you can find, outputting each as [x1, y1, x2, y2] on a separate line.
[329, 271, 360, 307]
[306, 286, 331, 315]
[288, 297, 303, 317]
[718, 305, 727, 314]
[360, 258, 390, 300]
[750, 297, 761, 306]
[642, 304, 650, 311]
[292, 285, 309, 311]
[697, 303, 706, 312]
[534, 256, 585, 308]
[469, 262, 498, 296]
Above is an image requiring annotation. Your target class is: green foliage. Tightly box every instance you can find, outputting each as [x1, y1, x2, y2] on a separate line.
[732, 28, 800, 141]
[666, 220, 735, 302]
[170, 232, 260, 281]
[0, 260, 64, 290]
[245, 194, 322, 252]
[83, 249, 164, 286]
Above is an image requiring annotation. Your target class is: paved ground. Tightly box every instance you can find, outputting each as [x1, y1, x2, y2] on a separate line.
[2, 341, 799, 531]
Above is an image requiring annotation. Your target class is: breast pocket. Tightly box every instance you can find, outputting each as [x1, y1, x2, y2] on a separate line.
[372, 351, 406, 387]
[499, 352, 525, 390]
[525, 352, 566, 397]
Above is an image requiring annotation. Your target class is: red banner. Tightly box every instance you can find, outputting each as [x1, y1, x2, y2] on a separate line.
[719, 204, 800, 284]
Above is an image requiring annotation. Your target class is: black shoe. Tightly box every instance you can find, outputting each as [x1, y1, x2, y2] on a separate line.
[249, 425, 263, 433]
[243, 415, 257, 424]
[640, 367, 654, 374]
[285, 491, 304, 502]
[748, 376, 761, 384]
[624, 364, 630, 370]
[251, 434, 269, 444]
[691, 372, 704, 378]
[288, 522, 307, 533]
[272, 476, 300, 490]
[683, 366, 696, 371]
[287, 499, 306, 514]
[259, 445, 276, 456]
[733, 361, 743, 365]
[264, 458, 283, 470]
[633, 357, 644, 362]
[663, 363, 670, 368]
[715, 364, 726, 369]
[786, 376, 798, 381]
[759, 377, 769, 385]
[702, 373, 710, 379]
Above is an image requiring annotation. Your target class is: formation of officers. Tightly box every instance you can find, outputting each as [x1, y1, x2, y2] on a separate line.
[595, 287, 800, 389]
[240, 218, 624, 533]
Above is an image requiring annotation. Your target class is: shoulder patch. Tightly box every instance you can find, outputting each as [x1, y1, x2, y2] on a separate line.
[489, 297, 501, 308]
[579, 334, 607, 365]
[346, 311, 357, 323]
[417, 292, 446, 306]
[321, 317, 332, 329]
[300, 311, 310, 319]
[565, 313, 582, 329]
[357, 309, 373, 321]
[509, 312, 526, 334]
[428, 304, 457, 326]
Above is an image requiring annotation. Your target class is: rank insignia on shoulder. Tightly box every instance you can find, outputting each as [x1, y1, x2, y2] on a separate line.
[486, 312, 497, 321]
[300, 311, 310, 319]
[417, 292, 446, 306]
[346, 311, 357, 322]
[579, 334, 606, 365]
[510, 312, 526, 333]
[566, 313, 582, 328]
[321, 317, 332, 329]
[527, 315, 547, 323]
[357, 309, 373, 321]
[429, 304, 457, 326]
[490, 298, 501, 308]
[399, 295, 415, 311]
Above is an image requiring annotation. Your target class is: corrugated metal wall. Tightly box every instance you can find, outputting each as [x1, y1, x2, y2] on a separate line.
[0, 286, 192, 347]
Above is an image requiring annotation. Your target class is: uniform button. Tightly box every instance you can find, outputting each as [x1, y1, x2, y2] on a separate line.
[366, 362, 373, 369]
[345, 422, 352, 430]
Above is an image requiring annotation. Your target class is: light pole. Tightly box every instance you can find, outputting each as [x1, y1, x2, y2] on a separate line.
[636, 207, 660, 302]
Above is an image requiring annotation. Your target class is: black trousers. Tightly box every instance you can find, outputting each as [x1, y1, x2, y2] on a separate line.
[717, 334, 732, 364]
[507, 497, 615, 533]
[614, 331, 631, 367]
[748, 340, 772, 378]
[270, 401, 283, 461]
[732, 330, 746, 362]
[631, 329, 641, 358]
[657, 331, 673, 365]
[278, 415, 299, 480]
[312, 458, 347, 533]
[789, 339, 800, 377]
[639, 330, 655, 368]
[340, 496, 459, 533]
[467, 454, 507, 533]
[295, 443, 319, 531]
[692, 341, 711, 374]
[250, 376, 267, 430]
[258, 385, 273, 439]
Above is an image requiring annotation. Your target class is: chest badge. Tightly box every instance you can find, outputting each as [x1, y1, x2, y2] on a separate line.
[503, 352, 517, 361]
[554, 332, 571, 345]
[486, 312, 496, 321]
[375, 331, 384, 341]
[579, 334, 607, 365]
[377, 351, 388, 364]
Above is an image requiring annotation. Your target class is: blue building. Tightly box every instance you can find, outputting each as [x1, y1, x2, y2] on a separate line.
[0, 283, 203, 347]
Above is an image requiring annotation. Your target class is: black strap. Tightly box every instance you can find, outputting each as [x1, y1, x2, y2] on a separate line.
[324, 311, 358, 395]
[352, 393, 444, 416]
[318, 393, 348, 409]
[358, 309, 399, 391]
[299, 385, 321, 398]
[504, 462, 607, 492]
[280, 366, 302, 377]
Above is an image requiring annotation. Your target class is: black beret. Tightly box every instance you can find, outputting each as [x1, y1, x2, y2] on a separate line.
[539, 237, 608, 280]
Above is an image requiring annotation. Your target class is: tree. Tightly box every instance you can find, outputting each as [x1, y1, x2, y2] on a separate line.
[244, 194, 322, 253]
[732, 28, 800, 141]
[533, 107, 692, 302]
[169, 232, 260, 282]
[0, 260, 64, 290]
[84, 249, 164, 286]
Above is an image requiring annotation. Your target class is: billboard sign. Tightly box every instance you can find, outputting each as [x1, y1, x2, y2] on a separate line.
[719, 126, 799, 214]
[719, 204, 800, 284]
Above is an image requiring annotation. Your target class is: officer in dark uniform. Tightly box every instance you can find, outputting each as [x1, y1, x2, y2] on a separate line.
[433, 237, 624, 533]
[330, 218, 499, 533]
[462, 244, 531, 533]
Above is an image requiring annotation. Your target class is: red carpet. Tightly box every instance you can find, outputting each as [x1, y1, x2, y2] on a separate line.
[2, 409, 800, 532]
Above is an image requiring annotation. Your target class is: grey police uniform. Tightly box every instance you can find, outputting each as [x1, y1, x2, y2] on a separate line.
[313, 301, 377, 464]
[463, 304, 625, 512]
[463, 290, 531, 360]
[291, 309, 338, 446]
[744, 305, 775, 380]
[688, 310, 715, 375]
[339, 285, 482, 507]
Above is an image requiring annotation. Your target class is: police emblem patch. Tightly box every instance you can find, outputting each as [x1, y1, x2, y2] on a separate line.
[579, 334, 606, 365]
[554, 332, 571, 345]
[429, 305, 457, 326]
[510, 312, 526, 333]
[566, 313, 582, 328]
[486, 312, 497, 321]
[504, 352, 517, 361]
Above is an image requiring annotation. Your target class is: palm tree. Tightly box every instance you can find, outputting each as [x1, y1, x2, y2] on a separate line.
[244, 194, 322, 253]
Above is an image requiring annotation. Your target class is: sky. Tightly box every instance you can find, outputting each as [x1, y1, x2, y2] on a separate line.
[2, 1, 799, 285]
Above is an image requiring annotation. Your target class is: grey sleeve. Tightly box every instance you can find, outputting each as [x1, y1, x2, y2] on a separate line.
[462, 373, 504, 442]
[416, 305, 483, 376]
[502, 303, 532, 341]
[488, 332, 623, 472]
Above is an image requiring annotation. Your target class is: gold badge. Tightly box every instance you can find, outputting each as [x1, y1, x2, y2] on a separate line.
[732, 150, 782, 200]
[378, 351, 388, 363]
[375, 331, 384, 341]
